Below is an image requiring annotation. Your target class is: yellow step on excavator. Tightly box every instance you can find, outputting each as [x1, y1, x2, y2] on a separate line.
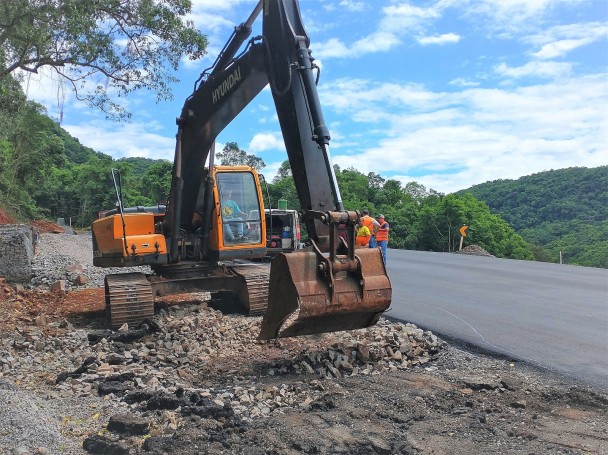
[91, 0, 391, 339]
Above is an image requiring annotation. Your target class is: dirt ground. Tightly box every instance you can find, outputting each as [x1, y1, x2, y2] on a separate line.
[140, 339, 608, 455]
[1, 284, 606, 455]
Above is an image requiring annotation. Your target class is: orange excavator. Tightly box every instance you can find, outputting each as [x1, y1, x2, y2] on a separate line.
[91, 0, 391, 339]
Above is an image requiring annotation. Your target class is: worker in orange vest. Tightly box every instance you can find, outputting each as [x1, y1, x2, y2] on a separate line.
[375, 214, 389, 264]
[359, 210, 379, 248]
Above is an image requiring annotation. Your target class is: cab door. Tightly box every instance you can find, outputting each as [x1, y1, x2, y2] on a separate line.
[213, 167, 266, 258]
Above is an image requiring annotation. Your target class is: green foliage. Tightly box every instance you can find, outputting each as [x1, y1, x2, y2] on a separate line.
[337, 167, 377, 213]
[412, 194, 532, 259]
[139, 161, 173, 204]
[266, 175, 299, 211]
[521, 220, 608, 268]
[460, 167, 607, 267]
[0, 72, 602, 267]
[217, 142, 265, 170]
[272, 160, 292, 183]
[0, 0, 208, 120]
[0, 76, 176, 225]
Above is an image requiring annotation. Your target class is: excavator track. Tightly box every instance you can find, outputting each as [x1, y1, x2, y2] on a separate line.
[105, 273, 155, 330]
[229, 264, 270, 315]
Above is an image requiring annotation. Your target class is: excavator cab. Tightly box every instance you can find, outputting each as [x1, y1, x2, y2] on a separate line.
[215, 169, 264, 248]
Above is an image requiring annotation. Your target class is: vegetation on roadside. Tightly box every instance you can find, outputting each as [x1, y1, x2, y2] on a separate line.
[0, 60, 604, 267]
[459, 167, 608, 268]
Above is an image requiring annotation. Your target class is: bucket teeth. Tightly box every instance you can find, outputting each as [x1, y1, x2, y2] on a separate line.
[259, 248, 391, 340]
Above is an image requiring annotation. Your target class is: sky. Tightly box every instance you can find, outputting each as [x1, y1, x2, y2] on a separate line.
[22, 0, 608, 194]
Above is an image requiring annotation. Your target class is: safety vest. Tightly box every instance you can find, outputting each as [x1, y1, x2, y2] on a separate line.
[361, 216, 376, 234]
[375, 221, 389, 241]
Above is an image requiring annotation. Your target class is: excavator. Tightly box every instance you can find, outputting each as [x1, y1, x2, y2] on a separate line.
[91, 0, 391, 339]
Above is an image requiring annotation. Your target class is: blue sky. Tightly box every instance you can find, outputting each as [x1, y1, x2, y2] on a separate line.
[23, 0, 608, 194]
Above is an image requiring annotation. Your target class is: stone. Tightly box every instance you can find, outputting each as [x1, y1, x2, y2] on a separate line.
[73, 274, 89, 285]
[399, 339, 413, 355]
[500, 378, 522, 391]
[510, 400, 526, 409]
[356, 344, 370, 362]
[82, 435, 130, 455]
[107, 414, 150, 435]
[50, 280, 67, 293]
[0, 225, 35, 283]
[65, 263, 85, 274]
[463, 377, 501, 391]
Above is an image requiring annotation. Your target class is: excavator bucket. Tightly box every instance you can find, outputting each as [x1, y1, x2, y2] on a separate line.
[259, 247, 391, 339]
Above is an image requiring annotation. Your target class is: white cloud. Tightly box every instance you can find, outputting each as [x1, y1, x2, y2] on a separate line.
[338, 0, 367, 12]
[381, 3, 441, 33]
[526, 22, 608, 59]
[449, 78, 480, 87]
[248, 132, 284, 153]
[533, 38, 592, 59]
[315, 32, 401, 59]
[314, 38, 352, 59]
[314, 1, 444, 59]
[260, 160, 283, 182]
[62, 121, 175, 161]
[494, 61, 572, 79]
[417, 33, 461, 45]
[463, 0, 584, 37]
[323, 73, 607, 193]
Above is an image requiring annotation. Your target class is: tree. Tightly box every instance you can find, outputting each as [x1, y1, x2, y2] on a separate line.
[273, 160, 292, 183]
[0, 0, 208, 120]
[139, 160, 172, 204]
[415, 193, 533, 259]
[217, 142, 265, 170]
[336, 167, 374, 212]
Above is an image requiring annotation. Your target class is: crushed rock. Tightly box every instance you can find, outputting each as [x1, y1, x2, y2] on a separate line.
[456, 244, 495, 257]
[0, 231, 446, 454]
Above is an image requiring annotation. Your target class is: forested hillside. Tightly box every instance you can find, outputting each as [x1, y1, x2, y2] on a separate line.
[459, 167, 607, 268]
[4, 71, 604, 266]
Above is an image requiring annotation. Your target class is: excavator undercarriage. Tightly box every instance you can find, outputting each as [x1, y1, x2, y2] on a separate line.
[104, 263, 271, 330]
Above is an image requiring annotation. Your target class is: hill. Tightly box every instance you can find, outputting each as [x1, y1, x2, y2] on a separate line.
[459, 166, 608, 268]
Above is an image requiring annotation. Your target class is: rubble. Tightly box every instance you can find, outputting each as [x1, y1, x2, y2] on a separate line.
[0, 231, 605, 455]
[456, 244, 495, 257]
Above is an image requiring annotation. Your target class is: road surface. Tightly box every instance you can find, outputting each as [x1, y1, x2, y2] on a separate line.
[385, 249, 608, 390]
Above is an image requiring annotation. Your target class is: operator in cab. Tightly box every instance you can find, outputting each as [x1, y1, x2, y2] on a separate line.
[221, 189, 246, 242]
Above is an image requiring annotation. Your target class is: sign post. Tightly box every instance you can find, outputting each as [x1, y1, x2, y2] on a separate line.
[459, 225, 469, 251]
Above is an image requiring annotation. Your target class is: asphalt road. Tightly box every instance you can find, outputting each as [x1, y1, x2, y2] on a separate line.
[385, 249, 608, 390]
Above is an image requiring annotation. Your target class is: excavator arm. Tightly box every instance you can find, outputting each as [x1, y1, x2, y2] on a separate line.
[164, 0, 391, 338]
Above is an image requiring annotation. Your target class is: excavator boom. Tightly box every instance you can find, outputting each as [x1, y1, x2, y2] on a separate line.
[257, 0, 391, 337]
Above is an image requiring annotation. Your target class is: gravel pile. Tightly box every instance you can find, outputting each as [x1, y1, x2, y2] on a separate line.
[1, 231, 445, 454]
[29, 232, 151, 290]
[456, 244, 495, 257]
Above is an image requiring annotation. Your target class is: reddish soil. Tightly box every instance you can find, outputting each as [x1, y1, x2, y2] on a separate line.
[0, 206, 64, 233]
[30, 219, 65, 233]
[0, 283, 104, 331]
[0, 206, 17, 224]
